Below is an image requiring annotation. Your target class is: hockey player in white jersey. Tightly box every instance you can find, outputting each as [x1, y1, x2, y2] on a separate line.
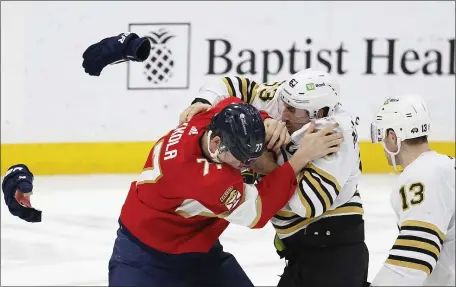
[181, 68, 368, 287]
[369, 94, 455, 286]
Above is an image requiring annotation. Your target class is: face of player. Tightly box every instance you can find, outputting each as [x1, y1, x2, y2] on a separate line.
[209, 136, 254, 170]
[281, 103, 310, 134]
[217, 151, 248, 170]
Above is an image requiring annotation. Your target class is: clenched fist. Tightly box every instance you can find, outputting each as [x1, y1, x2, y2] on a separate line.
[264, 118, 291, 152]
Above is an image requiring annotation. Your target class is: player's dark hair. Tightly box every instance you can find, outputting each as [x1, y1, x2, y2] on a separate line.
[386, 128, 394, 137]
[209, 128, 221, 139]
[321, 107, 330, 117]
[404, 136, 428, 145]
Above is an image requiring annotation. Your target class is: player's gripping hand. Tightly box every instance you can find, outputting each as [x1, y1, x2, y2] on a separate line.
[264, 118, 291, 152]
[179, 103, 212, 124]
[299, 121, 343, 159]
[288, 122, 343, 173]
[1, 164, 42, 222]
[82, 32, 151, 76]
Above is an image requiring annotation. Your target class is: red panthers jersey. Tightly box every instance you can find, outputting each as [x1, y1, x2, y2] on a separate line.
[120, 97, 298, 254]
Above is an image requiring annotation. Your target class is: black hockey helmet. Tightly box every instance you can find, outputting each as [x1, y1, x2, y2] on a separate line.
[209, 103, 266, 165]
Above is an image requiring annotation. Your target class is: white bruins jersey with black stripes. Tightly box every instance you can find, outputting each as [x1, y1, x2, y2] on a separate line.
[271, 108, 363, 239]
[372, 152, 455, 286]
[198, 76, 363, 237]
[198, 76, 285, 120]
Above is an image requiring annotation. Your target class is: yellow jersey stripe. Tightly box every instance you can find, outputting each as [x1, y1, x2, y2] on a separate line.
[304, 170, 332, 211]
[386, 255, 432, 275]
[274, 206, 364, 235]
[248, 195, 262, 228]
[401, 220, 445, 244]
[306, 163, 341, 194]
[394, 239, 440, 258]
[222, 77, 236, 97]
[238, 77, 249, 103]
[297, 172, 314, 218]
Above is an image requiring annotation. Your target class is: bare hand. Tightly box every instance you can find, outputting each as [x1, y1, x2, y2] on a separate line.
[287, 121, 343, 173]
[264, 118, 291, 152]
[179, 103, 212, 124]
[298, 121, 343, 161]
[15, 189, 32, 208]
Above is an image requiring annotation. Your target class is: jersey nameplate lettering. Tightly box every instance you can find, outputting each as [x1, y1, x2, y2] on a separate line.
[164, 123, 188, 160]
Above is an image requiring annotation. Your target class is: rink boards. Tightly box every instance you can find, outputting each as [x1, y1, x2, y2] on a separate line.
[1, 140, 454, 175]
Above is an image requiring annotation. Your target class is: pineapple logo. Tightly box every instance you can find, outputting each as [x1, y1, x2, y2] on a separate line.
[144, 29, 175, 84]
[127, 22, 190, 90]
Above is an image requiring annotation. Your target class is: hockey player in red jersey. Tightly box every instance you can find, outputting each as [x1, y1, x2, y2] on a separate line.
[180, 69, 368, 287]
[0, 99, 341, 286]
[78, 35, 343, 286]
[108, 97, 343, 286]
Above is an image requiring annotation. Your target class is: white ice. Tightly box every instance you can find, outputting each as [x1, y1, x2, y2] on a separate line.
[1, 174, 398, 286]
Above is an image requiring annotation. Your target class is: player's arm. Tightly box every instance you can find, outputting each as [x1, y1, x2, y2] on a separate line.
[221, 162, 299, 229]
[371, 174, 454, 286]
[196, 76, 260, 105]
[175, 123, 342, 229]
[168, 158, 298, 229]
[287, 118, 356, 218]
[190, 76, 284, 108]
[214, 97, 271, 121]
[181, 77, 286, 127]
[222, 122, 343, 228]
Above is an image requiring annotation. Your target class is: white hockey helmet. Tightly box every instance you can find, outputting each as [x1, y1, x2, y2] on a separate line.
[371, 94, 431, 171]
[278, 68, 340, 119]
[370, 94, 431, 144]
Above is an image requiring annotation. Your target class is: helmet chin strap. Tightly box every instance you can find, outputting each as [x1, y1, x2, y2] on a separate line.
[381, 137, 402, 172]
[206, 130, 222, 163]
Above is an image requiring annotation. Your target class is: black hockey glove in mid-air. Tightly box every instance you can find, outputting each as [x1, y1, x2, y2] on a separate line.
[82, 32, 151, 76]
[2, 164, 42, 222]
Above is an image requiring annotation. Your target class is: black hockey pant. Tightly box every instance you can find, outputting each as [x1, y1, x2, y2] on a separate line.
[108, 225, 253, 287]
[277, 216, 369, 287]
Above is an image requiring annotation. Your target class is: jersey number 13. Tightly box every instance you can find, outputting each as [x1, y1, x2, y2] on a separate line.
[399, 182, 425, 211]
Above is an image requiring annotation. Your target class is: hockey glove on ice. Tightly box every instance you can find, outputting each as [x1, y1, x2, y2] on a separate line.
[82, 32, 151, 76]
[2, 164, 42, 222]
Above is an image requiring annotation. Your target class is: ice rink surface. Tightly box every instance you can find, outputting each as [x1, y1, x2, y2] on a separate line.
[1, 174, 399, 286]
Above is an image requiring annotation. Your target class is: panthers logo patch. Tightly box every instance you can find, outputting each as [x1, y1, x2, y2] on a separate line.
[220, 186, 241, 211]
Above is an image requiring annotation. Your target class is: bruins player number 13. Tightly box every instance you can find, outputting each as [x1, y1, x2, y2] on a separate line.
[370, 94, 455, 286]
